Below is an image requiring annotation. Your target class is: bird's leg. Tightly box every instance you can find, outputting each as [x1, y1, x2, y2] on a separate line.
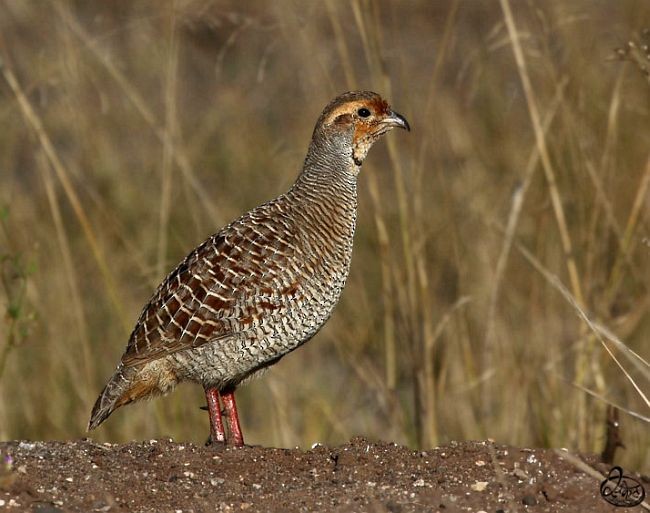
[221, 388, 244, 447]
[205, 387, 226, 445]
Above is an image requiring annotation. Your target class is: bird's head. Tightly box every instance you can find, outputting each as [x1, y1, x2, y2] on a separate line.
[309, 91, 410, 171]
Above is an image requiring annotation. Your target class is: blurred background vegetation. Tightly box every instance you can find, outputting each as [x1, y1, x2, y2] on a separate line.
[0, 0, 648, 471]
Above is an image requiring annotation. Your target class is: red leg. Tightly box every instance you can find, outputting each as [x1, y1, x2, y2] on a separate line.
[221, 389, 244, 447]
[205, 387, 226, 444]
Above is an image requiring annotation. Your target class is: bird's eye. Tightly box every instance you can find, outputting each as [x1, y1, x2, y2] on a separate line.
[357, 107, 371, 118]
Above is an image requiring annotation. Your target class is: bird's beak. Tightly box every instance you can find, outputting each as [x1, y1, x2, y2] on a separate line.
[382, 110, 410, 132]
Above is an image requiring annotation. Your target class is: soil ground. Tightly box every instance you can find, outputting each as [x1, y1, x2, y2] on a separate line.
[0, 437, 647, 513]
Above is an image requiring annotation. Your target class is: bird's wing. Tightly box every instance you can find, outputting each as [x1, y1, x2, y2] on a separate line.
[121, 205, 304, 367]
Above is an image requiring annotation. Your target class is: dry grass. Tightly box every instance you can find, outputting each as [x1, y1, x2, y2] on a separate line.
[0, 0, 648, 471]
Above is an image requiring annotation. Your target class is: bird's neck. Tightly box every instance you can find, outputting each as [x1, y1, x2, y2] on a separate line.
[290, 153, 359, 215]
[285, 146, 359, 254]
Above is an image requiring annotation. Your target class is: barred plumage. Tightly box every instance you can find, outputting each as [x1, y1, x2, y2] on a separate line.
[88, 91, 409, 444]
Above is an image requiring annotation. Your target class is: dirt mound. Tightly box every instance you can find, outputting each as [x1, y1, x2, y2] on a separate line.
[0, 437, 643, 512]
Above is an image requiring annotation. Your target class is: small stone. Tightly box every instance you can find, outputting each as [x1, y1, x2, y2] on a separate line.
[413, 478, 426, 487]
[475, 460, 486, 467]
[513, 468, 529, 481]
[252, 483, 261, 490]
[522, 494, 537, 506]
[471, 481, 488, 492]
[211, 478, 225, 486]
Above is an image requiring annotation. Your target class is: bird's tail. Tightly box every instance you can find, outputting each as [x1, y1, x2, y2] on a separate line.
[87, 364, 151, 431]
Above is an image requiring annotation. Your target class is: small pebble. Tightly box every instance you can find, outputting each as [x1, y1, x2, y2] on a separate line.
[471, 481, 488, 492]
[513, 468, 529, 481]
[522, 494, 537, 506]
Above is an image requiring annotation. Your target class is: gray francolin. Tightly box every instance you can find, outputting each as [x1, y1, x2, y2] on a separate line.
[88, 91, 409, 445]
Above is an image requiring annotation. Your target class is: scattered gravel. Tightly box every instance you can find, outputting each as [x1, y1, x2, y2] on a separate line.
[0, 437, 644, 512]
